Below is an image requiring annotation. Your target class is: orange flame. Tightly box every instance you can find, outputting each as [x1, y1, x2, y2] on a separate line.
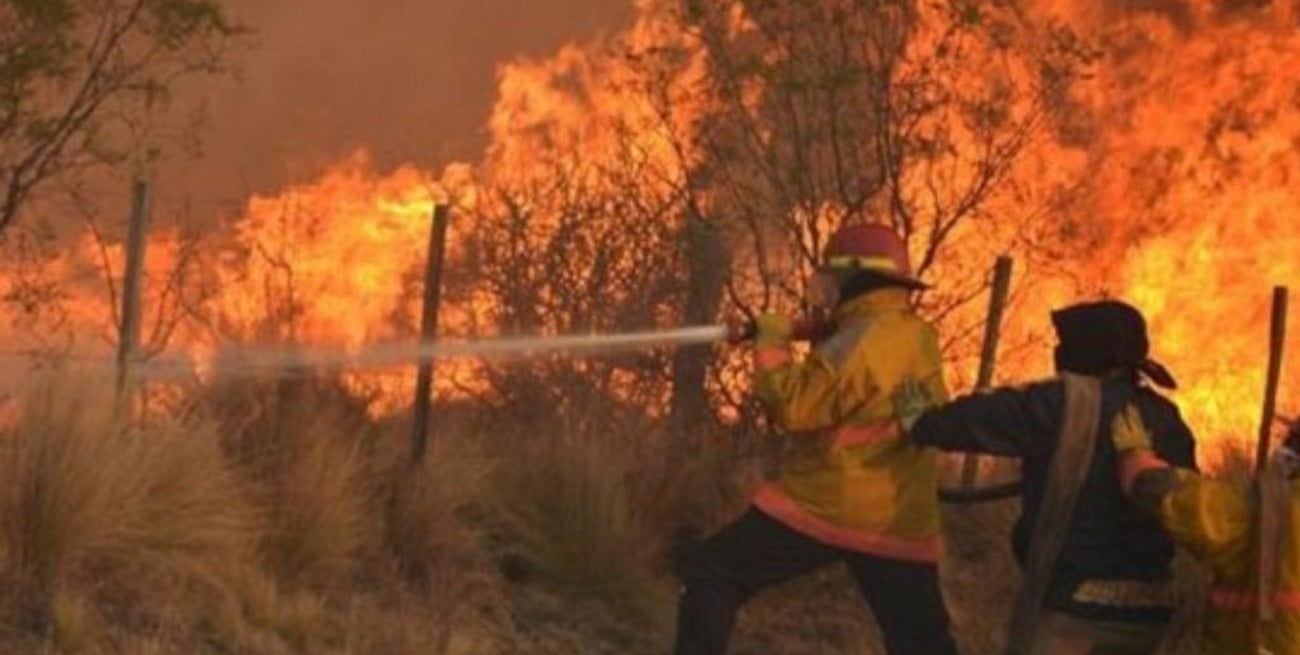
[1035, 6, 1300, 454]
[1, 1, 1296, 456]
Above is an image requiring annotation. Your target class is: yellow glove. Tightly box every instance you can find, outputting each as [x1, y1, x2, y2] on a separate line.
[893, 379, 934, 433]
[753, 314, 793, 347]
[1112, 404, 1154, 453]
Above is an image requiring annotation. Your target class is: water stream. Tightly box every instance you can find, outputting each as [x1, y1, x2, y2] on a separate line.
[134, 325, 731, 379]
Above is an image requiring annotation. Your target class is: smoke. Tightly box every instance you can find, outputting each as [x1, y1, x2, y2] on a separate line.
[157, 0, 633, 213]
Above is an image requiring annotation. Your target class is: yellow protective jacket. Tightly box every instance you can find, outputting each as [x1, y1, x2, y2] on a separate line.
[751, 288, 948, 563]
[1138, 469, 1300, 654]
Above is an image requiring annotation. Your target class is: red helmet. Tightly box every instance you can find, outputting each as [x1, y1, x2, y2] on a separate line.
[820, 223, 927, 289]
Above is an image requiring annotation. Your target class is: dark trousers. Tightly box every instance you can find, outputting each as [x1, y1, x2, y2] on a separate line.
[673, 508, 958, 655]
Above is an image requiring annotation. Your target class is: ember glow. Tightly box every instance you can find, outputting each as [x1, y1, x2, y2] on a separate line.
[1, 1, 1296, 456]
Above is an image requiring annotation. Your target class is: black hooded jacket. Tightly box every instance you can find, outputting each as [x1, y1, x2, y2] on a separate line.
[912, 376, 1197, 623]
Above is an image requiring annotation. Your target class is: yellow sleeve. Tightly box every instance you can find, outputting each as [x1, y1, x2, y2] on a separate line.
[752, 341, 875, 433]
[1148, 470, 1252, 561]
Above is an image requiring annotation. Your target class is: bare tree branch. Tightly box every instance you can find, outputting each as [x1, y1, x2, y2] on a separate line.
[0, 0, 239, 232]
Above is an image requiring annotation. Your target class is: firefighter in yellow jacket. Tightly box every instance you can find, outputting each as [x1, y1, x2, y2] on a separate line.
[672, 223, 958, 655]
[1114, 408, 1300, 654]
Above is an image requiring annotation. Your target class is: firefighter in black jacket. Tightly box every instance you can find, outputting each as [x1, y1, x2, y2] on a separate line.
[909, 300, 1197, 654]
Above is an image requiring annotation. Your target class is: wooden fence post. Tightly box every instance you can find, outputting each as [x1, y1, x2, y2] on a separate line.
[957, 255, 1015, 489]
[410, 203, 451, 463]
[1256, 286, 1289, 475]
[116, 179, 151, 400]
[1255, 285, 1289, 623]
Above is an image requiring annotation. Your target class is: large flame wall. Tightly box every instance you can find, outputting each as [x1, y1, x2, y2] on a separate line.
[2, 1, 1297, 457]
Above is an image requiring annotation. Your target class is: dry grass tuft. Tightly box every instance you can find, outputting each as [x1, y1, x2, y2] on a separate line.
[0, 375, 270, 651]
[196, 376, 376, 593]
[486, 430, 670, 627]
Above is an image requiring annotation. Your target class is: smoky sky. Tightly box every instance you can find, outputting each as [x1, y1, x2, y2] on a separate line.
[159, 0, 632, 210]
[118, 0, 1199, 220]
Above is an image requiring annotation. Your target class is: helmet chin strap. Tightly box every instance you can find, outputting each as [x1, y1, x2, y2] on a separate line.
[809, 271, 843, 309]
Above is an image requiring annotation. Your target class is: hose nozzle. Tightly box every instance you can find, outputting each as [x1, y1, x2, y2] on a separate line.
[726, 315, 833, 345]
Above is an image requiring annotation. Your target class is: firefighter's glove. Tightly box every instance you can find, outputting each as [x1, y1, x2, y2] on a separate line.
[1111, 404, 1154, 454]
[893, 379, 932, 434]
[753, 314, 793, 347]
